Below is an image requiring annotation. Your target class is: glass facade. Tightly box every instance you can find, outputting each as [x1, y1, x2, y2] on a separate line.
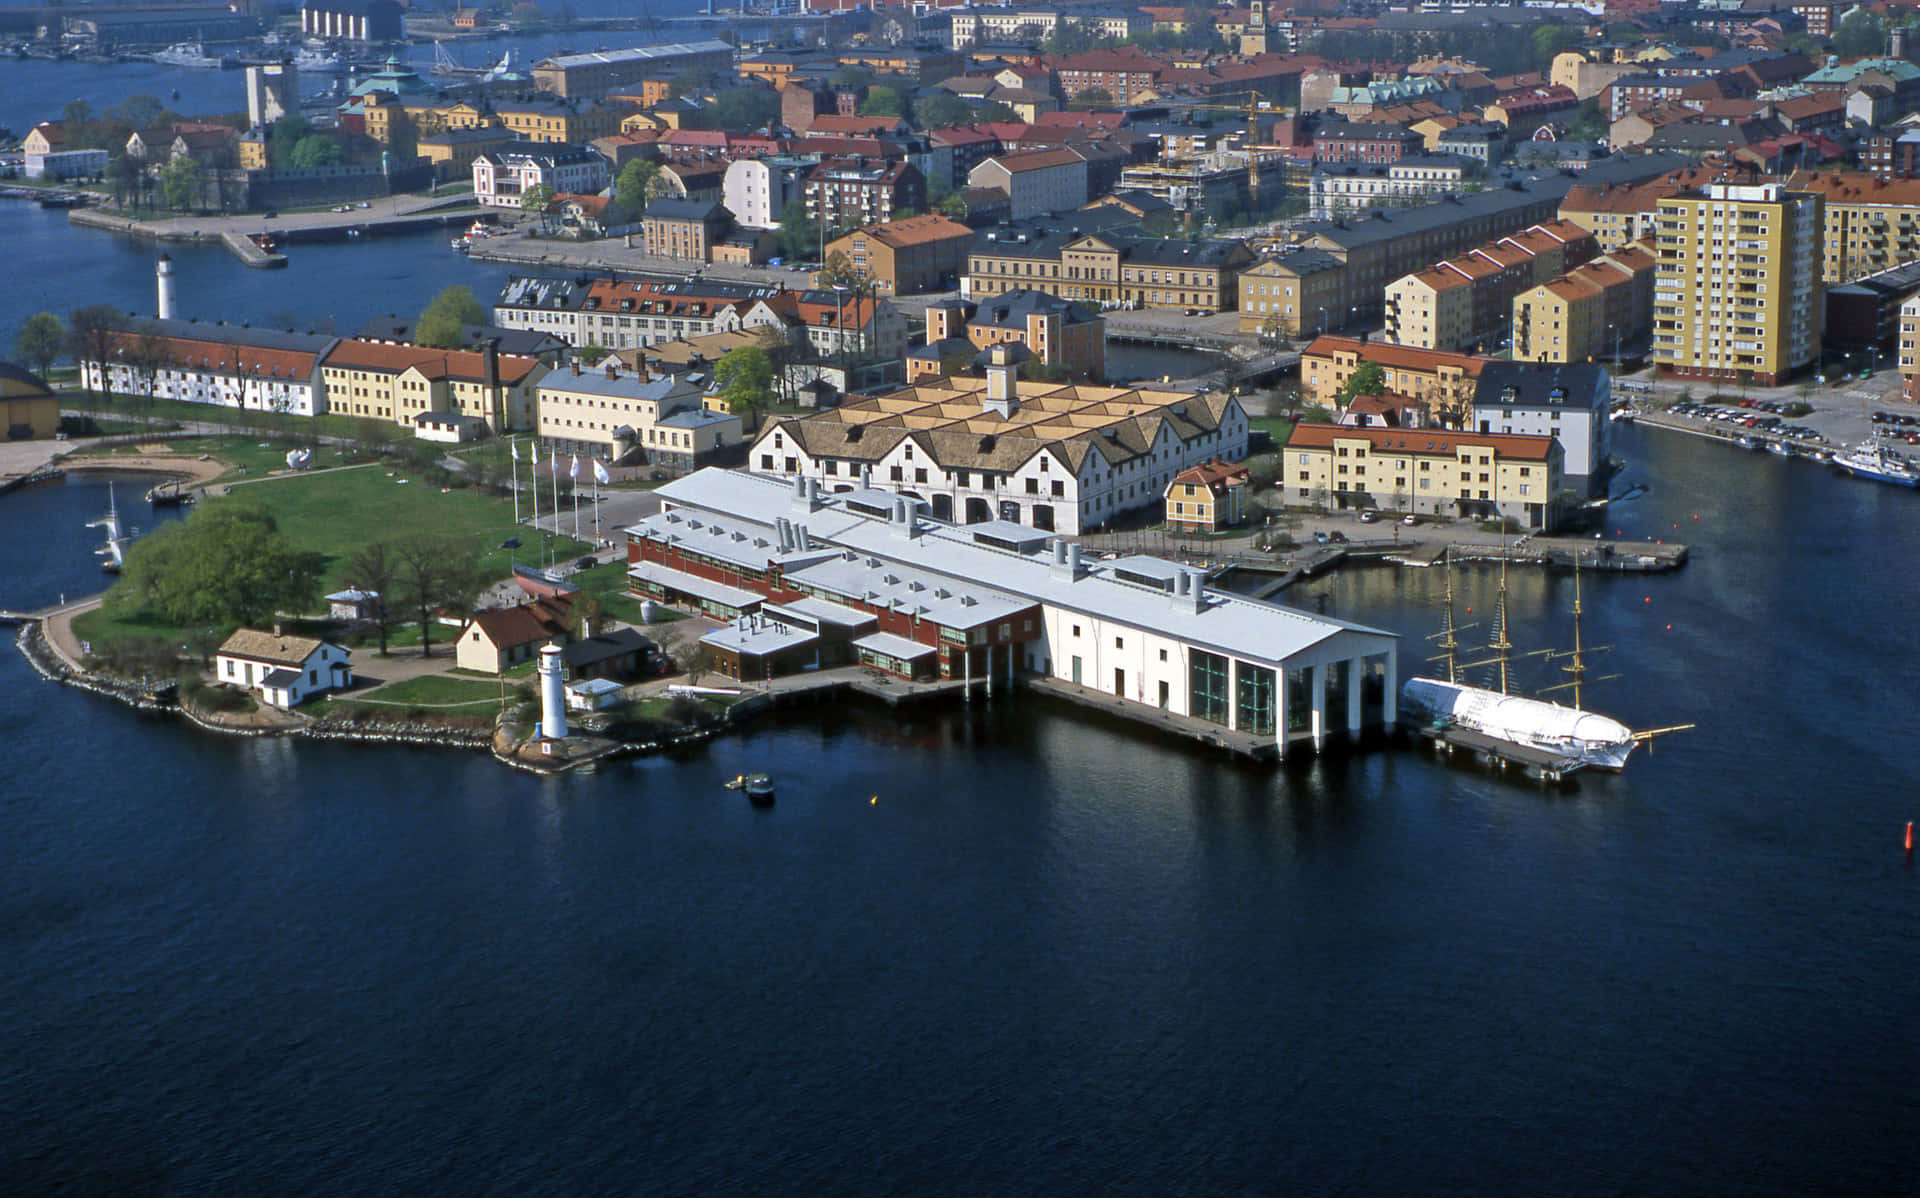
[1285, 666, 1311, 734]
[1190, 649, 1229, 726]
[1234, 662, 1276, 737]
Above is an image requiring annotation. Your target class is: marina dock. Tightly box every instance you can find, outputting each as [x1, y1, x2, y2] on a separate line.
[67, 198, 490, 265]
[220, 231, 286, 269]
[1407, 721, 1586, 784]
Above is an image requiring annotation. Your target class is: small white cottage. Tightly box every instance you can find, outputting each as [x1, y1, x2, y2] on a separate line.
[216, 627, 352, 707]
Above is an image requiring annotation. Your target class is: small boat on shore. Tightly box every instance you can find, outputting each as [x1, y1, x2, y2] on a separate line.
[146, 480, 194, 507]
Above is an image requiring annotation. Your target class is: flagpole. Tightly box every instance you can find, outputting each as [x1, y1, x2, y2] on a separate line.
[594, 463, 601, 546]
[570, 455, 581, 540]
[528, 439, 539, 551]
[550, 450, 560, 566]
[510, 438, 520, 526]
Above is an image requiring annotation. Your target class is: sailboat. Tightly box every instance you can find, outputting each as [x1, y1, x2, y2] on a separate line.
[88, 483, 130, 574]
[1400, 549, 1686, 773]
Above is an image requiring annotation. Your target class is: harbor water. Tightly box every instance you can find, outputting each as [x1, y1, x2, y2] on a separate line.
[3, 420, 1918, 1191]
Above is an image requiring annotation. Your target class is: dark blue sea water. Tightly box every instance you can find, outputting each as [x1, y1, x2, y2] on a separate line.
[3, 425, 1918, 1193]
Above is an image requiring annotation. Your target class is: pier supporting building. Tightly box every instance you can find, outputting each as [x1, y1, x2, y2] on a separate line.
[626, 470, 1399, 755]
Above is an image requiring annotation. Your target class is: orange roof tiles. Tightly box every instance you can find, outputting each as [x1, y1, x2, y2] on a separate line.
[1288, 421, 1557, 460]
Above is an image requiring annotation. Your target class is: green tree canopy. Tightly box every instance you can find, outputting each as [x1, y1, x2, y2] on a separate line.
[1835, 9, 1887, 58]
[611, 158, 662, 221]
[159, 157, 202, 211]
[1072, 86, 1114, 108]
[14, 312, 65, 378]
[858, 86, 905, 118]
[289, 133, 343, 168]
[520, 181, 556, 220]
[1337, 360, 1387, 405]
[416, 285, 486, 349]
[713, 346, 774, 426]
[777, 199, 818, 261]
[268, 113, 312, 170]
[116, 503, 322, 627]
[704, 86, 779, 132]
[916, 92, 975, 130]
[831, 64, 874, 89]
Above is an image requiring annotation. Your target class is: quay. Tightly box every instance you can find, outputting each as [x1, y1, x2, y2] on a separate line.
[66, 195, 489, 264]
[1632, 406, 1834, 456]
[220, 230, 287, 269]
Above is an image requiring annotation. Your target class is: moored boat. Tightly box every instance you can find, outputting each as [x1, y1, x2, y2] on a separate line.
[1832, 440, 1920, 487]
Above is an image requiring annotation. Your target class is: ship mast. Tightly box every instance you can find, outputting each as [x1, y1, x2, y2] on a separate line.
[1560, 558, 1587, 710]
[1489, 550, 1512, 694]
[1439, 545, 1459, 683]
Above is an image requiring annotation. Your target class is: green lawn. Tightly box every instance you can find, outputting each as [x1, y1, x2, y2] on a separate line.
[190, 462, 591, 593]
[71, 433, 359, 483]
[350, 675, 509, 708]
[1250, 416, 1295, 447]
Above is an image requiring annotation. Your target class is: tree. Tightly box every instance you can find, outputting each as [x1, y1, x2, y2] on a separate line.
[68, 305, 126, 401]
[611, 158, 662, 222]
[395, 535, 482, 658]
[705, 87, 779, 132]
[123, 323, 173, 408]
[1566, 98, 1607, 142]
[159, 156, 202, 211]
[14, 312, 65, 379]
[115, 503, 322, 628]
[937, 190, 968, 220]
[916, 92, 974, 130]
[416, 285, 486, 349]
[1836, 10, 1887, 58]
[268, 113, 311, 170]
[1336, 361, 1387, 405]
[978, 100, 1016, 123]
[1072, 86, 1114, 108]
[819, 249, 862, 288]
[1528, 24, 1581, 70]
[521, 182, 555, 230]
[830, 64, 874, 89]
[777, 199, 818, 261]
[713, 346, 774, 428]
[290, 133, 342, 168]
[859, 86, 905, 118]
[341, 540, 400, 655]
[117, 94, 167, 131]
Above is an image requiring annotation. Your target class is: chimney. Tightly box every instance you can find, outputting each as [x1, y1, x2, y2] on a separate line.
[861, 464, 873, 487]
[1065, 542, 1083, 579]
[984, 343, 1018, 414]
[776, 516, 793, 553]
[571, 359, 581, 375]
[273, 620, 285, 637]
[605, 359, 617, 379]
[1183, 567, 1206, 613]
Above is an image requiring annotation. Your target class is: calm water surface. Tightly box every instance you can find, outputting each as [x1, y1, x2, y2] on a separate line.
[2, 426, 1916, 1193]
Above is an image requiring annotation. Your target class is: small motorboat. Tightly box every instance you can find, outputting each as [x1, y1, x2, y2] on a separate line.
[726, 772, 775, 806]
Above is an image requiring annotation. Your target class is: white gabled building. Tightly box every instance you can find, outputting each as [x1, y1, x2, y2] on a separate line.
[748, 346, 1248, 535]
[628, 469, 1398, 754]
[472, 141, 611, 209]
[215, 628, 352, 708]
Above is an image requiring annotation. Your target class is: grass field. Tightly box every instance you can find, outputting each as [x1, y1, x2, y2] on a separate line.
[1250, 416, 1295, 447]
[348, 675, 509, 708]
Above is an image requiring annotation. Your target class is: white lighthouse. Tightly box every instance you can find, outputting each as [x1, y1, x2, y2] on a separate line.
[537, 640, 568, 741]
[155, 254, 175, 320]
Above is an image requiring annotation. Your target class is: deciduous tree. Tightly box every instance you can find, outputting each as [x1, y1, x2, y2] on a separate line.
[1336, 360, 1387, 405]
[14, 312, 65, 378]
[115, 503, 322, 627]
[713, 346, 774, 428]
[342, 540, 400, 655]
[395, 535, 483, 658]
[415, 285, 486, 349]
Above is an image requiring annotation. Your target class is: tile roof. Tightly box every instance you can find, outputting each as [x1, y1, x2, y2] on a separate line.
[1287, 422, 1557, 460]
[218, 628, 339, 666]
[469, 596, 574, 649]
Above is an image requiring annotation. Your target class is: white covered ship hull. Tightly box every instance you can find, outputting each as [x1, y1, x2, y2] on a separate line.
[1402, 677, 1636, 772]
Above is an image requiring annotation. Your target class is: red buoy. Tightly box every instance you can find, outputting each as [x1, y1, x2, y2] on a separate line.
[1907, 822, 1913, 854]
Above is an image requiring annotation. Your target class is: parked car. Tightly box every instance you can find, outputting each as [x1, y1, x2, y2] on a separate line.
[1313, 530, 1331, 544]
[1357, 510, 1377, 523]
[499, 536, 521, 549]
[1402, 514, 1418, 526]
[1328, 530, 1349, 543]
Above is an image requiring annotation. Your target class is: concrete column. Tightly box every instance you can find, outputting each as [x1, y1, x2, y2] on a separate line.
[964, 643, 972, 702]
[1275, 666, 1288, 754]
[1226, 658, 1238, 732]
[1347, 657, 1363, 738]
[1311, 663, 1326, 751]
[1382, 651, 1397, 727]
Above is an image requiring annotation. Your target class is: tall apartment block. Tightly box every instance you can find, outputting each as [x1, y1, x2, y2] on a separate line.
[1652, 183, 1823, 386]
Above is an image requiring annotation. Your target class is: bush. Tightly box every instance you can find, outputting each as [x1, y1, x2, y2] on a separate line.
[1477, 517, 1522, 535]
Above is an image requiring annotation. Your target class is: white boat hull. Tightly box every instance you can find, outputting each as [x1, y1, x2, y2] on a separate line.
[1402, 677, 1636, 771]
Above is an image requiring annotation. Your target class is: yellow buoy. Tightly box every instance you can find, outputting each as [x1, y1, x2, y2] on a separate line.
[869, 796, 878, 805]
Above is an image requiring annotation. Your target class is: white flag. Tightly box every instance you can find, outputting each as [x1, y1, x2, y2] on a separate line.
[570, 454, 581, 480]
[550, 450, 560, 474]
[593, 459, 611, 485]
[511, 440, 519, 461]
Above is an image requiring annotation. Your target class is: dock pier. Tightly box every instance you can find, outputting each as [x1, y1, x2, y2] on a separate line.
[221, 230, 287, 268]
[1408, 721, 1584, 784]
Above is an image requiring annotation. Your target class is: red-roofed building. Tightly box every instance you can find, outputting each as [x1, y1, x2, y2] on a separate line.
[1285, 422, 1564, 527]
[1165, 457, 1250, 531]
[456, 595, 576, 674]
